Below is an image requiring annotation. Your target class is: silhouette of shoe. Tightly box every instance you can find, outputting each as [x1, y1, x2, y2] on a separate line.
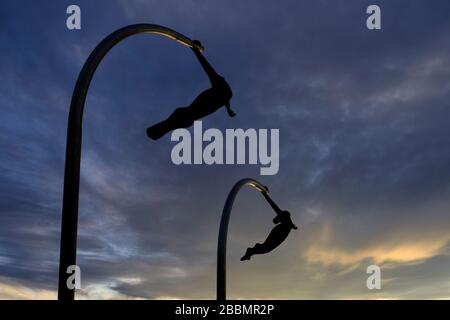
[240, 255, 250, 261]
[240, 248, 251, 261]
[146, 122, 169, 140]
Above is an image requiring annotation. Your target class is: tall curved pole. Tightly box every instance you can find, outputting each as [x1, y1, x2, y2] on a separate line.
[58, 24, 203, 301]
[217, 178, 269, 301]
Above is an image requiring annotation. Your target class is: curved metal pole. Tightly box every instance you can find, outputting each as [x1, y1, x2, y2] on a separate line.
[58, 24, 203, 301]
[217, 178, 269, 301]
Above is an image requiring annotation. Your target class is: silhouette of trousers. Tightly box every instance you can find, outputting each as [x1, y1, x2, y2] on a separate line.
[248, 243, 271, 255]
[147, 83, 229, 140]
[147, 107, 196, 140]
[241, 222, 294, 261]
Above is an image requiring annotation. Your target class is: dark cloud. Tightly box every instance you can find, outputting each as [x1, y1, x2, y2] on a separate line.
[1, 0, 450, 299]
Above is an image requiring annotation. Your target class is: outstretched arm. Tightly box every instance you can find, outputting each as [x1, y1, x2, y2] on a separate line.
[191, 46, 219, 85]
[262, 192, 282, 215]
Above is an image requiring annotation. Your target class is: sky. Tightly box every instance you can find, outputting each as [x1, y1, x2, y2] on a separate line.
[1, 0, 450, 299]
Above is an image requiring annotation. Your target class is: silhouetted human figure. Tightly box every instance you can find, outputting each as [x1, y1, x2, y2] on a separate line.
[241, 191, 298, 261]
[146, 40, 234, 140]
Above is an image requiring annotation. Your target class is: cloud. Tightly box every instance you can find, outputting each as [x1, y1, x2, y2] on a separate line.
[306, 235, 450, 267]
[0, 278, 56, 300]
[2, 0, 450, 300]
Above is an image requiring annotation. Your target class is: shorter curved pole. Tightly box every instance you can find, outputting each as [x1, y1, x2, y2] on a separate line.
[217, 178, 268, 301]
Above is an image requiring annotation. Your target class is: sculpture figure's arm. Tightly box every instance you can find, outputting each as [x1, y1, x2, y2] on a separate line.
[192, 46, 219, 85]
[262, 192, 282, 215]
